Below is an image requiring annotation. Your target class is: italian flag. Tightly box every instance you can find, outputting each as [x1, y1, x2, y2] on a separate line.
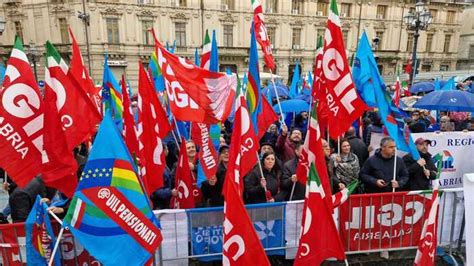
[332, 180, 359, 208]
[200, 30, 211, 70]
[65, 197, 86, 229]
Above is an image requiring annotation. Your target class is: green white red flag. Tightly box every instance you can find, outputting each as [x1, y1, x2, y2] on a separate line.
[322, 0, 367, 138]
[0, 36, 44, 187]
[251, 0, 275, 70]
[294, 163, 346, 265]
[200, 30, 212, 70]
[332, 179, 358, 208]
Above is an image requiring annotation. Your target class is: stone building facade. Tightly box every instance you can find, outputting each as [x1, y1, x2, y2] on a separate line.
[0, 0, 467, 88]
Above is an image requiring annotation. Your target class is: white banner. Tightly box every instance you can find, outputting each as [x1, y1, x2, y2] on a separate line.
[464, 174, 474, 265]
[369, 131, 474, 188]
[154, 209, 188, 266]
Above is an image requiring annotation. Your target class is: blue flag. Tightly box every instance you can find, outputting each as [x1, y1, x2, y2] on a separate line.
[210, 30, 219, 72]
[353, 32, 377, 107]
[63, 113, 162, 265]
[441, 77, 455, 91]
[102, 55, 123, 129]
[25, 195, 61, 266]
[0, 64, 5, 86]
[289, 62, 300, 99]
[194, 48, 200, 66]
[357, 32, 420, 160]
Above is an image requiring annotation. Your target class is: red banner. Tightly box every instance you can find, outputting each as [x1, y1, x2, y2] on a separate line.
[338, 192, 434, 251]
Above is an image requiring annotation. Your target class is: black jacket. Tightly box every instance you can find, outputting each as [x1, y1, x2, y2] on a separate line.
[150, 166, 174, 209]
[201, 162, 226, 207]
[347, 136, 369, 167]
[360, 150, 409, 193]
[403, 152, 437, 191]
[9, 176, 48, 223]
[244, 167, 281, 204]
[280, 158, 305, 201]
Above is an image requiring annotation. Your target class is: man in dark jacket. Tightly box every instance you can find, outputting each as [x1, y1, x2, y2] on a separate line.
[280, 143, 304, 201]
[403, 138, 438, 191]
[276, 125, 302, 163]
[360, 137, 409, 193]
[345, 127, 369, 167]
[9, 176, 49, 223]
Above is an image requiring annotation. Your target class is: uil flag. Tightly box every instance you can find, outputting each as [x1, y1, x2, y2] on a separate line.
[352, 32, 377, 108]
[200, 29, 212, 70]
[121, 75, 139, 157]
[322, 0, 367, 138]
[210, 30, 219, 72]
[294, 164, 346, 266]
[171, 139, 196, 209]
[137, 63, 171, 195]
[63, 113, 162, 265]
[252, 0, 275, 70]
[45, 41, 101, 150]
[26, 195, 61, 266]
[68, 28, 102, 112]
[0, 36, 44, 187]
[102, 56, 123, 128]
[42, 77, 78, 198]
[155, 36, 236, 124]
[222, 173, 270, 266]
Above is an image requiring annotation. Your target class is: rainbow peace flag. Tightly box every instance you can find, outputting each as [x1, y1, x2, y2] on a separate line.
[246, 24, 262, 135]
[64, 113, 162, 265]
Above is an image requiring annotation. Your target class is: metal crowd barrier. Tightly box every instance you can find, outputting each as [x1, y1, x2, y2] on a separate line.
[0, 189, 465, 265]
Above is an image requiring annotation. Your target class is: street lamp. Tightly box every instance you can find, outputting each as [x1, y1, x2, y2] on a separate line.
[404, 1, 432, 87]
[26, 41, 40, 82]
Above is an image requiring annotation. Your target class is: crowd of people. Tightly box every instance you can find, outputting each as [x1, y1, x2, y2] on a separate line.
[0, 107, 470, 222]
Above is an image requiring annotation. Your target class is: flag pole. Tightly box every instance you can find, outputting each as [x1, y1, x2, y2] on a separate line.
[289, 181, 296, 202]
[269, 69, 284, 124]
[255, 151, 269, 196]
[392, 148, 397, 193]
[48, 227, 65, 266]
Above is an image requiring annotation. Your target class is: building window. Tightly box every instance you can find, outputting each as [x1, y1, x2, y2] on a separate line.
[266, 0, 277, 13]
[342, 30, 349, 47]
[407, 33, 414, 52]
[340, 3, 351, 18]
[14, 21, 23, 42]
[292, 0, 303, 14]
[317, 2, 328, 16]
[440, 64, 449, 71]
[179, 0, 186, 7]
[142, 20, 154, 45]
[447, 11, 455, 24]
[421, 64, 431, 72]
[221, 0, 234, 10]
[292, 28, 301, 49]
[376, 5, 387, 19]
[267, 27, 276, 48]
[426, 33, 433, 52]
[59, 18, 69, 44]
[223, 25, 233, 47]
[375, 31, 383, 50]
[106, 18, 120, 44]
[444, 34, 451, 53]
[175, 22, 186, 47]
[430, 9, 438, 23]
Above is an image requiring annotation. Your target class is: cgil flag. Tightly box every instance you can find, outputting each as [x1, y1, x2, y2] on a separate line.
[25, 195, 61, 266]
[251, 0, 275, 70]
[170, 139, 196, 209]
[63, 113, 163, 265]
[121, 75, 139, 158]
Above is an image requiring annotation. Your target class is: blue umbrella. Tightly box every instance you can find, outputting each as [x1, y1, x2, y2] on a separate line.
[295, 93, 311, 103]
[263, 81, 289, 98]
[273, 99, 309, 114]
[410, 81, 448, 94]
[413, 90, 474, 112]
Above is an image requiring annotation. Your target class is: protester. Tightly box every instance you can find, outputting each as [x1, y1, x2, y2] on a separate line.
[402, 138, 438, 191]
[360, 137, 409, 193]
[321, 139, 335, 185]
[329, 139, 360, 193]
[201, 145, 229, 207]
[151, 145, 176, 209]
[280, 143, 305, 201]
[345, 127, 369, 167]
[260, 123, 279, 146]
[409, 110, 426, 133]
[244, 152, 283, 204]
[276, 125, 302, 163]
[440, 116, 455, 132]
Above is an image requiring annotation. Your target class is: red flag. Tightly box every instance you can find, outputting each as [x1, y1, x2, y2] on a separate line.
[45, 41, 101, 150]
[170, 139, 196, 209]
[294, 164, 346, 265]
[225, 94, 259, 194]
[191, 123, 218, 181]
[121, 75, 139, 157]
[321, 1, 367, 138]
[404, 59, 413, 75]
[42, 85, 78, 198]
[155, 38, 236, 124]
[0, 37, 44, 187]
[414, 189, 440, 266]
[137, 63, 171, 195]
[394, 74, 401, 108]
[222, 174, 270, 266]
[252, 0, 275, 71]
[312, 37, 330, 133]
[68, 28, 102, 113]
[257, 95, 278, 140]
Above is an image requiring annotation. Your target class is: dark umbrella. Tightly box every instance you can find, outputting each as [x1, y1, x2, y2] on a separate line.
[263, 81, 289, 98]
[413, 90, 474, 112]
[273, 99, 309, 114]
